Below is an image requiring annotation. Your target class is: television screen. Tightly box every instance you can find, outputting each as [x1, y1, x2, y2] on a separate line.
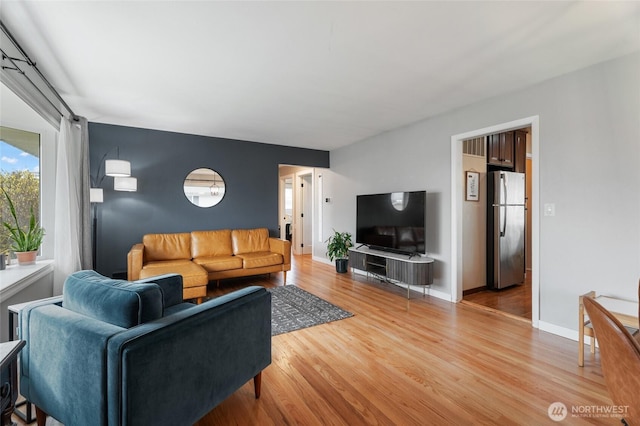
[356, 191, 426, 255]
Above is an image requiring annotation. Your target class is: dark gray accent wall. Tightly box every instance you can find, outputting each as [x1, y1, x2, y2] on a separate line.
[89, 123, 329, 277]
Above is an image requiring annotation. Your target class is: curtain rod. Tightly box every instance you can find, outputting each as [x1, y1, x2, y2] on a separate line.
[0, 19, 78, 121]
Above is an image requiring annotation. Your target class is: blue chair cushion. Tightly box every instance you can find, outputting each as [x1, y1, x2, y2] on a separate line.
[63, 270, 163, 328]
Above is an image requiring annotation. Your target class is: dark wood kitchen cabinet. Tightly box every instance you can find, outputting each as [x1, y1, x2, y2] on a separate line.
[513, 129, 527, 173]
[487, 132, 514, 168]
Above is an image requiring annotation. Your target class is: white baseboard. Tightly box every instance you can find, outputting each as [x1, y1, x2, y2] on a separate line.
[312, 255, 333, 266]
[538, 321, 579, 342]
[314, 257, 586, 339]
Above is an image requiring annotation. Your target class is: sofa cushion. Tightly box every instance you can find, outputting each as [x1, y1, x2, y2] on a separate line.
[232, 228, 270, 255]
[63, 270, 163, 328]
[140, 260, 208, 289]
[143, 233, 191, 262]
[191, 229, 233, 258]
[236, 252, 283, 269]
[194, 255, 243, 272]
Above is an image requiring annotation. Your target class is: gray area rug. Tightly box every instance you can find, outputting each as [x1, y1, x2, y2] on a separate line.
[269, 285, 353, 336]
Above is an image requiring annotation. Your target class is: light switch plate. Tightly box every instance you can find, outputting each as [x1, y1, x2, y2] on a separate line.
[544, 203, 555, 216]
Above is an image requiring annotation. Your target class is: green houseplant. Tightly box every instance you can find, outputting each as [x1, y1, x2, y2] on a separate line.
[2, 187, 45, 265]
[326, 230, 353, 273]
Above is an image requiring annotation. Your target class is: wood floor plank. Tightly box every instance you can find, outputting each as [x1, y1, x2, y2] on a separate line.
[193, 255, 613, 425]
[13, 255, 614, 426]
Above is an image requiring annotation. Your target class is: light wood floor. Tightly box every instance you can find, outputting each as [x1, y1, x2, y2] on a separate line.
[14, 256, 613, 425]
[197, 256, 612, 425]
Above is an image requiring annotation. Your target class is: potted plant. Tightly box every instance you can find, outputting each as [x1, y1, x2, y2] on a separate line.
[326, 230, 353, 273]
[2, 188, 45, 265]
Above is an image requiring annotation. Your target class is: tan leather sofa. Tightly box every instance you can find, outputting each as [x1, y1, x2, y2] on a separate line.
[128, 228, 291, 302]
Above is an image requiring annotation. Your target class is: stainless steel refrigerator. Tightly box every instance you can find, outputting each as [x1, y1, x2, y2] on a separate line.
[487, 171, 526, 290]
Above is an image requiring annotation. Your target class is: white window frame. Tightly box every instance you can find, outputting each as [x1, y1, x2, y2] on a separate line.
[1, 84, 57, 260]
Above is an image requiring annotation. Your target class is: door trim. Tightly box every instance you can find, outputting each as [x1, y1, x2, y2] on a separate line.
[279, 174, 294, 240]
[450, 116, 540, 327]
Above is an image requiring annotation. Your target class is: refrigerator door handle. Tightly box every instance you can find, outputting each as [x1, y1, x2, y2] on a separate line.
[500, 173, 507, 237]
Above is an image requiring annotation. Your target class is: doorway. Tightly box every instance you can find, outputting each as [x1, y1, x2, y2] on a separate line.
[451, 116, 540, 327]
[278, 165, 315, 256]
[279, 175, 293, 241]
[461, 128, 533, 320]
[297, 172, 313, 255]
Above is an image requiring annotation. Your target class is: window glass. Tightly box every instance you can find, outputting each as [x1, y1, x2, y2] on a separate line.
[284, 188, 293, 215]
[0, 126, 41, 254]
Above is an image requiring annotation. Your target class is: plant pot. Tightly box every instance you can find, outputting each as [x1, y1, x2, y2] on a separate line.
[335, 258, 349, 273]
[16, 251, 37, 266]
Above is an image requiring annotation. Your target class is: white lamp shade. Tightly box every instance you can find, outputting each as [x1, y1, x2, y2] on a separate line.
[90, 188, 104, 203]
[105, 159, 131, 177]
[114, 176, 137, 192]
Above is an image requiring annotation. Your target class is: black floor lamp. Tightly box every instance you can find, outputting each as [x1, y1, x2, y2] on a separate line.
[90, 188, 103, 269]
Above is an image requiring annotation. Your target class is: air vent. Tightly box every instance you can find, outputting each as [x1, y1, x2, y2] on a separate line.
[463, 137, 485, 157]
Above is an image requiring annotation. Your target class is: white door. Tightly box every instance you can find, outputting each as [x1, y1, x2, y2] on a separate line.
[300, 174, 312, 254]
[293, 171, 313, 255]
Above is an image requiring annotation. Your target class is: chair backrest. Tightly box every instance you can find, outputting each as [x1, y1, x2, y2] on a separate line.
[583, 296, 640, 424]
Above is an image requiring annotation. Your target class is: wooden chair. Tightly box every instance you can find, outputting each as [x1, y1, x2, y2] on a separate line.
[637, 279, 640, 344]
[583, 296, 640, 426]
[578, 291, 597, 366]
[579, 290, 639, 366]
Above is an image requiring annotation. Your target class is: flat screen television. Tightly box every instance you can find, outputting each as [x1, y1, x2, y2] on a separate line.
[356, 191, 426, 255]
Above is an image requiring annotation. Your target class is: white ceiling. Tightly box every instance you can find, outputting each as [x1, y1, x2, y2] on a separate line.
[1, 1, 639, 151]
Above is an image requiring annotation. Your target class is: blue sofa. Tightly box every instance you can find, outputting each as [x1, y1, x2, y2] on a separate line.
[18, 270, 271, 426]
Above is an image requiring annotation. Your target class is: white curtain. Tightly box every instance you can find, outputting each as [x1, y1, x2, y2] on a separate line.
[53, 116, 91, 294]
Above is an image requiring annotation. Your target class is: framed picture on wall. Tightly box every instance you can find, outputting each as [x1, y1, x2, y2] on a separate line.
[466, 171, 479, 201]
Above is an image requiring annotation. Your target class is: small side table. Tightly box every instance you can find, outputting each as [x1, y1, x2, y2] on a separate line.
[1, 340, 26, 426]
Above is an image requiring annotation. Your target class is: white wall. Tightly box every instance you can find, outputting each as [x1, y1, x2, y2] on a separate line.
[462, 155, 487, 291]
[0, 269, 54, 342]
[323, 52, 640, 332]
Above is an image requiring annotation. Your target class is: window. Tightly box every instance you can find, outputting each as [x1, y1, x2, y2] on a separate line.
[0, 126, 41, 255]
[284, 178, 293, 216]
[1, 82, 56, 259]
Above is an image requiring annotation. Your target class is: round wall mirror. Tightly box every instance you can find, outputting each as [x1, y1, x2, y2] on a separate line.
[183, 168, 226, 208]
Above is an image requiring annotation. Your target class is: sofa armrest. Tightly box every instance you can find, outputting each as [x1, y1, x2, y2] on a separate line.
[135, 273, 184, 307]
[269, 237, 291, 266]
[105, 286, 271, 426]
[127, 243, 145, 280]
[20, 304, 125, 426]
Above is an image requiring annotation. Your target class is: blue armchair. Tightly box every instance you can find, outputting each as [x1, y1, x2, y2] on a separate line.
[18, 270, 271, 426]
